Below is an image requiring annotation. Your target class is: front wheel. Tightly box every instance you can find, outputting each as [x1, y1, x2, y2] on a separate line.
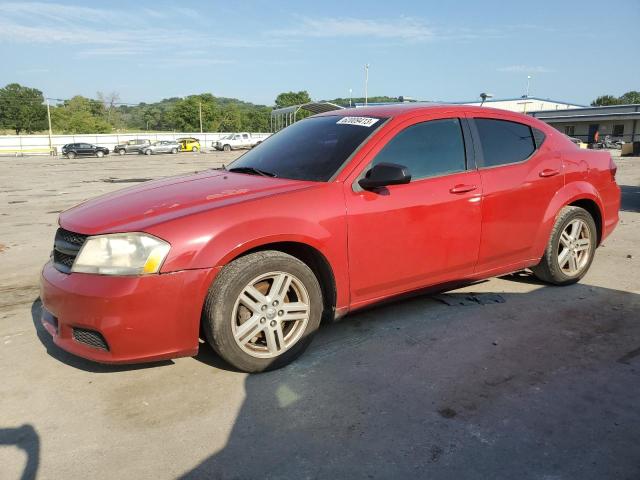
[145, 149, 152, 155]
[532, 206, 597, 285]
[96, 150, 104, 158]
[171, 148, 178, 154]
[67, 151, 77, 159]
[118, 149, 126, 155]
[202, 251, 323, 372]
[223, 144, 231, 152]
[192, 146, 199, 153]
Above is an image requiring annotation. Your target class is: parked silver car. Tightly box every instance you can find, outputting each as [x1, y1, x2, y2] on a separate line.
[141, 141, 181, 155]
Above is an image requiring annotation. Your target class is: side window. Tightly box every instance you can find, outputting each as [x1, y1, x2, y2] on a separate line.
[371, 118, 466, 181]
[475, 118, 535, 167]
[242, 134, 249, 139]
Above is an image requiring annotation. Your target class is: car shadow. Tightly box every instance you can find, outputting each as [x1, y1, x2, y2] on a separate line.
[620, 184, 640, 212]
[30, 298, 174, 373]
[0, 424, 40, 480]
[177, 282, 640, 479]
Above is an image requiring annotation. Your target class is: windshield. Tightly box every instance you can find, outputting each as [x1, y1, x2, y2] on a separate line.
[228, 115, 386, 181]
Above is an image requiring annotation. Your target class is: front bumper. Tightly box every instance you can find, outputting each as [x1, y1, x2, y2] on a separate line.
[40, 262, 217, 364]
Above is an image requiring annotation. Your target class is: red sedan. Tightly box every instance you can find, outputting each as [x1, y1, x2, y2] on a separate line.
[40, 105, 620, 372]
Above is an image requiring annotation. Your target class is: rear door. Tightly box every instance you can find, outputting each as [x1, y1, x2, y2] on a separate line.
[468, 114, 563, 273]
[344, 114, 482, 305]
[78, 143, 93, 155]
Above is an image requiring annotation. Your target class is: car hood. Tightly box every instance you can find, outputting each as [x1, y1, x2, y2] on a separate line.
[60, 170, 315, 235]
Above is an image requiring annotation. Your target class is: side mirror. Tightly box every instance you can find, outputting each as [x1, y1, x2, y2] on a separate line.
[358, 162, 411, 190]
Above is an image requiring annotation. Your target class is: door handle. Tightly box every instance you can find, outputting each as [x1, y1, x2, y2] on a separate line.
[539, 168, 560, 178]
[449, 184, 478, 194]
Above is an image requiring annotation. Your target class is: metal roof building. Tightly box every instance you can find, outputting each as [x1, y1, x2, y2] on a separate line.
[530, 104, 640, 143]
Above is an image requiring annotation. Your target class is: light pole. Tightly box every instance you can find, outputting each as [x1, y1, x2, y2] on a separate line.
[46, 98, 53, 155]
[199, 101, 203, 134]
[525, 75, 532, 98]
[349, 88, 352, 108]
[364, 64, 369, 106]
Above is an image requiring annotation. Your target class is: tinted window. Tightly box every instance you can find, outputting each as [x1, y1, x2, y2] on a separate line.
[229, 116, 386, 182]
[371, 118, 466, 180]
[475, 119, 535, 167]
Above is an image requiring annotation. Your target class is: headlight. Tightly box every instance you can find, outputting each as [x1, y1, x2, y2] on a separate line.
[72, 233, 170, 275]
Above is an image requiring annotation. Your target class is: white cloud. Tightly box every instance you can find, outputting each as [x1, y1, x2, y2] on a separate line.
[270, 16, 435, 42]
[498, 65, 553, 73]
[0, 1, 272, 57]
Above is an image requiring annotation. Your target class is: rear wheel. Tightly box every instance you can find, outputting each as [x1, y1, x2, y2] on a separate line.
[532, 206, 597, 285]
[202, 251, 323, 372]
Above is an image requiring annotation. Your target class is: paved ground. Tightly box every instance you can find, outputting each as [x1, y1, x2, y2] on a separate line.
[0, 152, 639, 480]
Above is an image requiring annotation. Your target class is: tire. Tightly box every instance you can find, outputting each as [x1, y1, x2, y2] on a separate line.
[118, 149, 126, 155]
[532, 206, 597, 285]
[171, 148, 178, 154]
[223, 144, 231, 152]
[202, 251, 323, 372]
[145, 149, 152, 155]
[192, 146, 199, 153]
[96, 150, 104, 158]
[67, 151, 77, 159]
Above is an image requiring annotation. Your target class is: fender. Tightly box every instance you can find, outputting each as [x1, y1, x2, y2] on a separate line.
[198, 222, 349, 311]
[151, 183, 350, 310]
[531, 180, 604, 259]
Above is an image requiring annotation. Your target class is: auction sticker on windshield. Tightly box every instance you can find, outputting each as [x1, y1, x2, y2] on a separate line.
[336, 117, 380, 127]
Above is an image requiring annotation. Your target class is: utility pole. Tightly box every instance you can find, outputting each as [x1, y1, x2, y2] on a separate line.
[199, 101, 203, 133]
[46, 98, 53, 155]
[349, 88, 352, 108]
[364, 64, 369, 106]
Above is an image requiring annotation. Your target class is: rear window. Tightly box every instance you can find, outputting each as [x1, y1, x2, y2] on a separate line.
[229, 116, 387, 182]
[475, 118, 536, 167]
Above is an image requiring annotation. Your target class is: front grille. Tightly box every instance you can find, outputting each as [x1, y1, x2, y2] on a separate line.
[52, 228, 87, 274]
[72, 327, 109, 351]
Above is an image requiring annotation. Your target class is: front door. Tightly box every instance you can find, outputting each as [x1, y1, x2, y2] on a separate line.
[344, 115, 482, 307]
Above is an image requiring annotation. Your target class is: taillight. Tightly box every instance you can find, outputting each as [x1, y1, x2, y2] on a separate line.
[609, 157, 618, 181]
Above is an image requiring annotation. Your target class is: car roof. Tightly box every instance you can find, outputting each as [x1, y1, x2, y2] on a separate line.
[313, 103, 552, 131]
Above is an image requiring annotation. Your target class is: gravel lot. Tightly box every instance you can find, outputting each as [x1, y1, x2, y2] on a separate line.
[1, 152, 638, 480]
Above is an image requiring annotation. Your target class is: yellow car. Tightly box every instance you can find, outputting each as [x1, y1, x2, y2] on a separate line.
[177, 137, 201, 152]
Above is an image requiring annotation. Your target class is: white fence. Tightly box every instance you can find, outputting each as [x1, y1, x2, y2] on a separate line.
[0, 132, 272, 155]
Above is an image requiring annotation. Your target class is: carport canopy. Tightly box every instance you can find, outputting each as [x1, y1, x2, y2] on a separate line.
[270, 101, 344, 132]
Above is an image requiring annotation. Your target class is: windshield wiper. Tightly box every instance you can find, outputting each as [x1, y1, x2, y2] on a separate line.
[228, 166, 277, 177]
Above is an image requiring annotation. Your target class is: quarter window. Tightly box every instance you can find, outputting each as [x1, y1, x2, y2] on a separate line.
[475, 118, 536, 167]
[371, 118, 466, 180]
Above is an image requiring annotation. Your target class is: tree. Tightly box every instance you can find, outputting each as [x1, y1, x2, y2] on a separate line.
[274, 91, 312, 108]
[619, 91, 640, 104]
[591, 95, 620, 106]
[50, 96, 111, 133]
[0, 83, 47, 134]
[591, 91, 640, 106]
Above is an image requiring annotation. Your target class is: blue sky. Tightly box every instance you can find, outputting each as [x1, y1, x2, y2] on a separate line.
[1, 0, 638, 106]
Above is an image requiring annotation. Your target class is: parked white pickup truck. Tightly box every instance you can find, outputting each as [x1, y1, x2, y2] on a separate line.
[212, 133, 263, 151]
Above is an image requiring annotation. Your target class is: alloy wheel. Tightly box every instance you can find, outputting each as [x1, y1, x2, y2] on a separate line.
[231, 271, 310, 358]
[557, 218, 591, 276]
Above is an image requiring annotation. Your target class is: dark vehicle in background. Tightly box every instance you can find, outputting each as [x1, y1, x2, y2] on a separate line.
[141, 141, 180, 155]
[114, 139, 151, 155]
[62, 143, 109, 159]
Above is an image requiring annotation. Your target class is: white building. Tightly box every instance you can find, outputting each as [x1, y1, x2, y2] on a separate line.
[457, 97, 585, 113]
